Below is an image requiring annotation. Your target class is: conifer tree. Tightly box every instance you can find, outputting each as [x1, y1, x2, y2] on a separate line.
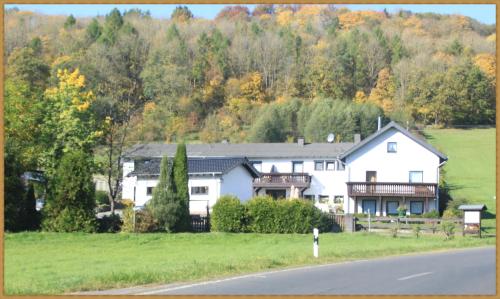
[148, 155, 183, 232]
[173, 143, 191, 231]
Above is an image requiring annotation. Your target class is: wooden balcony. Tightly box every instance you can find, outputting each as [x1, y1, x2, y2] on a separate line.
[347, 182, 437, 198]
[253, 173, 311, 188]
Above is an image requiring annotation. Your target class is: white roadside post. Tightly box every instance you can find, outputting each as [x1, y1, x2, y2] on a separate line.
[313, 228, 319, 258]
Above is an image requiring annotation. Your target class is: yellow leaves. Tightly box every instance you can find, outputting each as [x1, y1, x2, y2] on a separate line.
[296, 5, 324, 26]
[486, 33, 496, 43]
[104, 116, 113, 125]
[402, 16, 426, 36]
[76, 101, 90, 112]
[56, 68, 86, 89]
[277, 10, 293, 27]
[368, 68, 395, 114]
[239, 72, 265, 102]
[143, 102, 157, 113]
[338, 10, 385, 30]
[474, 53, 496, 82]
[353, 91, 368, 104]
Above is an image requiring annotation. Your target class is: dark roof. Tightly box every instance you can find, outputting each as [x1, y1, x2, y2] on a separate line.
[339, 121, 448, 162]
[458, 204, 487, 211]
[123, 142, 354, 159]
[127, 157, 260, 178]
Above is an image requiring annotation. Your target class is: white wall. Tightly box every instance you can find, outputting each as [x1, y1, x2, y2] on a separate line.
[220, 166, 254, 202]
[345, 128, 441, 214]
[252, 158, 349, 212]
[188, 176, 221, 215]
[122, 165, 255, 215]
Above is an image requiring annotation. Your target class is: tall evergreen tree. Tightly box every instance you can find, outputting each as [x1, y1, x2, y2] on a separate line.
[148, 155, 184, 232]
[64, 14, 76, 29]
[173, 143, 191, 231]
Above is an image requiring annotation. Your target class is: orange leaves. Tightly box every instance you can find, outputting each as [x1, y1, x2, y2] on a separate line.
[474, 53, 496, 82]
[338, 10, 386, 30]
[276, 10, 293, 27]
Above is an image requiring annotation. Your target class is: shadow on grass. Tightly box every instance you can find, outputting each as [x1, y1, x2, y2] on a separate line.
[482, 211, 496, 220]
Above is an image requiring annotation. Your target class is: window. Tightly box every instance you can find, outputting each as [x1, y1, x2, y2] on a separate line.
[304, 195, 315, 201]
[318, 195, 329, 204]
[387, 142, 397, 153]
[409, 171, 423, 183]
[191, 186, 209, 195]
[146, 187, 154, 196]
[386, 201, 399, 215]
[292, 161, 304, 173]
[333, 195, 344, 204]
[326, 161, 335, 171]
[251, 161, 262, 172]
[410, 201, 424, 215]
[314, 161, 324, 171]
[366, 171, 377, 182]
[362, 199, 377, 214]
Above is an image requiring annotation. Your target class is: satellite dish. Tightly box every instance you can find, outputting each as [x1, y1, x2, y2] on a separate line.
[327, 133, 335, 143]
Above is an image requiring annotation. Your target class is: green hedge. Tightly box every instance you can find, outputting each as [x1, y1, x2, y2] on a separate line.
[212, 195, 331, 234]
[211, 195, 247, 232]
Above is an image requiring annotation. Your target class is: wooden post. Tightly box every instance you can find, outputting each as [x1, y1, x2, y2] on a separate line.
[378, 196, 382, 216]
[425, 197, 429, 213]
[354, 197, 358, 214]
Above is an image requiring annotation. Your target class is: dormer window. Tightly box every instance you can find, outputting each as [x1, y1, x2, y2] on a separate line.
[387, 142, 397, 153]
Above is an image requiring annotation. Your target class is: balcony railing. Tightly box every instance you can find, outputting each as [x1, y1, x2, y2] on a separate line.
[347, 182, 437, 197]
[253, 173, 311, 188]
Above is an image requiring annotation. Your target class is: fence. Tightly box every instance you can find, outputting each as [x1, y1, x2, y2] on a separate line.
[191, 215, 210, 232]
[355, 216, 463, 234]
[327, 213, 345, 232]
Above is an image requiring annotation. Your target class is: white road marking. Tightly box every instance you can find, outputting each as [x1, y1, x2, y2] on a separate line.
[397, 272, 433, 281]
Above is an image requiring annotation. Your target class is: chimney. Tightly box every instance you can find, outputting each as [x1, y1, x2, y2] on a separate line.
[377, 116, 382, 131]
[297, 137, 305, 146]
[354, 134, 361, 144]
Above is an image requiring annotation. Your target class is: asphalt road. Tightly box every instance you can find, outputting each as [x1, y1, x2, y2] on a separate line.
[84, 246, 495, 295]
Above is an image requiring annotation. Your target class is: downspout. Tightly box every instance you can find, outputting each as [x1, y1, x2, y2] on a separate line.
[338, 157, 350, 214]
[436, 160, 447, 213]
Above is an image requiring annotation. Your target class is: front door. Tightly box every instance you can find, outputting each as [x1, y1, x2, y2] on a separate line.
[266, 189, 286, 199]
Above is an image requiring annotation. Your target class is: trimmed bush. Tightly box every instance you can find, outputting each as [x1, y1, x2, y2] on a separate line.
[246, 196, 278, 233]
[97, 214, 122, 233]
[421, 210, 440, 218]
[246, 196, 331, 234]
[211, 195, 247, 232]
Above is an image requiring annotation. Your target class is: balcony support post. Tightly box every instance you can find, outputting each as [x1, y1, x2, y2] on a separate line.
[378, 196, 382, 216]
[354, 196, 358, 214]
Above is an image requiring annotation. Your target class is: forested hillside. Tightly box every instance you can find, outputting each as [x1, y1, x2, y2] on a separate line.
[4, 5, 496, 164]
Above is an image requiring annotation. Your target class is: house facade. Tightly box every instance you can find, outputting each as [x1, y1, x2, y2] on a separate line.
[122, 121, 447, 216]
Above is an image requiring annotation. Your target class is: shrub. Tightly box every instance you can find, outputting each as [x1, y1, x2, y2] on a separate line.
[121, 206, 135, 232]
[42, 150, 97, 232]
[445, 197, 469, 217]
[246, 196, 331, 233]
[211, 195, 247, 232]
[442, 209, 458, 219]
[135, 208, 158, 232]
[95, 191, 109, 205]
[441, 221, 456, 240]
[421, 210, 439, 218]
[97, 214, 122, 233]
[391, 223, 400, 238]
[413, 225, 422, 238]
[246, 196, 278, 233]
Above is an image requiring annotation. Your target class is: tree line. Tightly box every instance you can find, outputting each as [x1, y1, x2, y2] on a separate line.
[4, 5, 495, 231]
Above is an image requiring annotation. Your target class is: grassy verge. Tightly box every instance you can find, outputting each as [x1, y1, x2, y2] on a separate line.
[424, 128, 496, 233]
[4, 232, 494, 295]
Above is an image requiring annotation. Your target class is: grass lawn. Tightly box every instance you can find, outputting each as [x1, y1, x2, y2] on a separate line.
[424, 128, 496, 233]
[4, 232, 494, 295]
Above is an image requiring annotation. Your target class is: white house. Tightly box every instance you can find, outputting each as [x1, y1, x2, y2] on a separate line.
[122, 121, 447, 216]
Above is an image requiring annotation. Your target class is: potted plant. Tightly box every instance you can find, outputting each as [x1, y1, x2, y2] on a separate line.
[397, 205, 407, 217]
